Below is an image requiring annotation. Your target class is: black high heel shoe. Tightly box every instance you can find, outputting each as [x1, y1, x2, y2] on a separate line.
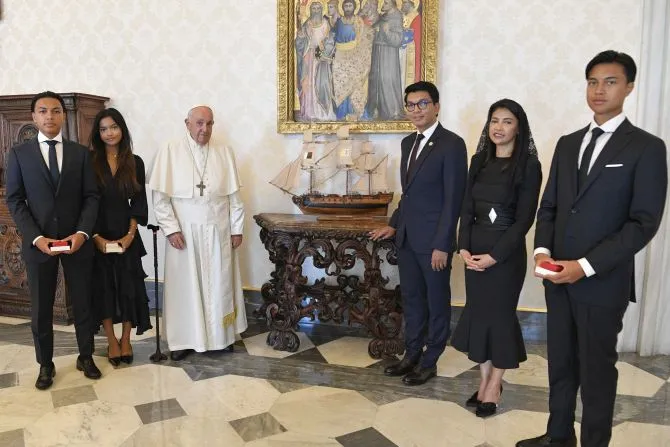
[120, 343, 134, 365]
[107, 346, 121, 367]
[466, 391, 481, 407]
[475, 385, 503, 418]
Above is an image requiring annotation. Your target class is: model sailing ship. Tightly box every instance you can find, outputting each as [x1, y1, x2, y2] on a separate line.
[270, 126, 393, 216]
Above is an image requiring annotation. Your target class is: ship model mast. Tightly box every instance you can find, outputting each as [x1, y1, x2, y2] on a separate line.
[269, 125, 393, 216]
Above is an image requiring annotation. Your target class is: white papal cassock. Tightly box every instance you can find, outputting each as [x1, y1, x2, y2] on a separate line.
[148, 132, 247, 352]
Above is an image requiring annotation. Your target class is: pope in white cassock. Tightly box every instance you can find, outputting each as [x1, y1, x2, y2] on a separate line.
[148, 105, 247, 361]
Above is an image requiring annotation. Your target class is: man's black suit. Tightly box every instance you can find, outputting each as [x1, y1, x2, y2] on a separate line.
[390, 123, 467, 368]
[535, 119, 667, 446]
[6, 137, 99, 365]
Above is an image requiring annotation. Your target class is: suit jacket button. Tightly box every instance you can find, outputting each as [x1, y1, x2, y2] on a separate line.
[571, 209, 577, 214]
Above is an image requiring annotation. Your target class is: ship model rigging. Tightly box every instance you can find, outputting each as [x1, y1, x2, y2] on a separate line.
[270, 126, 393, 216]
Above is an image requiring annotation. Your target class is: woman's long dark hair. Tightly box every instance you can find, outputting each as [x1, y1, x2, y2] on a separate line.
[477, 98, 535, 194]
[90, 108, 140, 198]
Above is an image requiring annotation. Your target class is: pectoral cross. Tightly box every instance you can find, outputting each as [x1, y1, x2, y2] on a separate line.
[196, 180, 206, 196]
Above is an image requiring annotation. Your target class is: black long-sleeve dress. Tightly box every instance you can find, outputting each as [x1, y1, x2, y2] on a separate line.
[93, 155, 152, 335]
[451, 153, 542, 369]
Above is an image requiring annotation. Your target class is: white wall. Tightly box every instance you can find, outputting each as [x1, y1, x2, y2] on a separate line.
[0, 0, 643, 309]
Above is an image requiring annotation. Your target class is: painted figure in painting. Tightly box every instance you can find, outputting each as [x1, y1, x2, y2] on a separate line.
[332, 0, 375, 120]
[359, 0, 379, 26]
[367, 0, 406, 120]
[401, 0, 421, 88]
[326, 0, 340, 27]
[295, 0, 336, 121]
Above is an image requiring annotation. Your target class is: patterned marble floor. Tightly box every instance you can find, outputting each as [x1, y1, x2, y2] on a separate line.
[0, 313, 669, 447]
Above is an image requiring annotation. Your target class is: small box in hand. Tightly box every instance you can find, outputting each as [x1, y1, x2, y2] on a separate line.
[105, 243, 124, 254]
[49, 240, 71, 252]
[535, 261, 564, 276]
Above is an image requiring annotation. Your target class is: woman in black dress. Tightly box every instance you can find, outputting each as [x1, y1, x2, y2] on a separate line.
[90, 108, 151, 366]
[451, 99, 542, 417]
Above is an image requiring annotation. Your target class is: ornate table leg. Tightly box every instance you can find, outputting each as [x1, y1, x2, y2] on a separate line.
[345, 239, 405, 359]
[257, 228, 301, 352]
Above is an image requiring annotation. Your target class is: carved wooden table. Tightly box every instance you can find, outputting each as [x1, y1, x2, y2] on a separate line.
[254, 213, 404, 359]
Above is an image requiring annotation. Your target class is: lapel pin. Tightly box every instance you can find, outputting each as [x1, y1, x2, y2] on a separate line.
[429, 142, 434, 146]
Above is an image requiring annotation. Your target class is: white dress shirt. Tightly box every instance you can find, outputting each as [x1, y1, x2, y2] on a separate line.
[33, 132, 88, 245]
[412, 119, 439, 159]
[37, 131, 64, 172]
[534, 113, 627, 277]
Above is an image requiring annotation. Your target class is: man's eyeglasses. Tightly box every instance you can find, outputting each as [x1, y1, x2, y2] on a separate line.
[405, 99, 433, 112]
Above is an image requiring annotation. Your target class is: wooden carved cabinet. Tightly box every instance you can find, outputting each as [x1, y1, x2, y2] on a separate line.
[0, 93, 109, 323]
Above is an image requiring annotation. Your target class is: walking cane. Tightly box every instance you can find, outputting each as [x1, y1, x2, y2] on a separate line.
[147, 224, 167, 363]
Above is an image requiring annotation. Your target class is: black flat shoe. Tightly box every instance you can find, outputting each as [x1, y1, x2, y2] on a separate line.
[516, 433, 577, 446]
[476, 402, 497, 418]
[466, 391, 481, 407]
[76, 356, 102, 380]
[384, 358, 418, 377]
[170, 349, 193, 361]
[35, 364, 56, 390]
[402, 366, 437, 386]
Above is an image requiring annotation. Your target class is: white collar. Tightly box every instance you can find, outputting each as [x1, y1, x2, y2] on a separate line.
[418, 120, 439, 140]
[186, 132, 208, 150]
[589, 113, 626, 133]
[38, 131, 63, 143]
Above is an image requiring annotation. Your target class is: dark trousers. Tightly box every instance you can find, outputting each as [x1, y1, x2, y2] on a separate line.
[27, 256, 94, 365]
[545, 284, 627, 447]
[397, 244, 452, 368]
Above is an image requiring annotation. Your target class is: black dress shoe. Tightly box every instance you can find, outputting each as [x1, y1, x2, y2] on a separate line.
[170, 349, 193, 361]
[222, 345, 234, 353]
[466, 391, 481, 407]
[76, 356, 102, 380]
[475, 402, 497, 418]
[35, 364, 56, 390]
[384, 358, 418, 377]
[402, 366, 437, 386]
[516, 433, 577, 447]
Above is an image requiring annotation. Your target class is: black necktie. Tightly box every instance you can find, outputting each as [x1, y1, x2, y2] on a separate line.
[46, 140, 60, 186]
[578, 127, 604, 189]
[407, 133, 425, 178]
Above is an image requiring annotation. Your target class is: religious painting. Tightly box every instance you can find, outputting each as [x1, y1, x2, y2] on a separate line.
[277, 0, 438, 133]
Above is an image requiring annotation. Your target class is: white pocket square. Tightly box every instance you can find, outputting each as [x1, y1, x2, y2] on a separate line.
[605, 164, 623, 168]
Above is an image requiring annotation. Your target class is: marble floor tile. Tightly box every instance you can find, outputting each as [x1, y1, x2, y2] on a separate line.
[244, 431, 343, 446]
[177, 374, 280, 421]
[358, 390, 412, 407]
[119, 416, 244, 447]
[436, 347, 478, 378]
[316, 337, 379, 368]
[482, 410, 581, 447]
[0, 317, 30, 325]
[270, 386, 377, 438]
[0, 384, 54, 432]
[616, 361, 667, 397]
[336, 427, 398, 447]
[243, 331, 316, 359]
[267, 379, 312, 394]
[503, 354, 549, 388]
[0, 428, 25, 447]
[51, 385, 97, 408]
[18, 354, 115, 391]
[94, 364, 193, 406]
[229, 412, 286, 442]
[610, 421, 670, 446]
[374, 398, 486, 447]
[23, 400, 141, 447]
[0, 372, 19, 389]
[286, 347, 329, 364]
[0, 344, 39, 375]
[134, 397, 187, 424]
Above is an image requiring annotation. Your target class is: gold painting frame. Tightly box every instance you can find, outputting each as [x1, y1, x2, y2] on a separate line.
[277, 0, 439, 134]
